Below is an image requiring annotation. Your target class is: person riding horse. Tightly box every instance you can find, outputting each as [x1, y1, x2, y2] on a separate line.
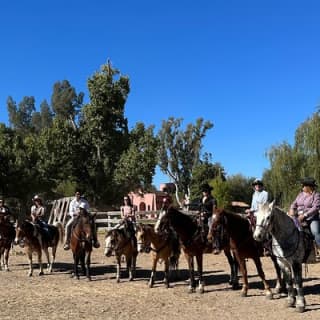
[198, 183, 217, 239]
[0, 198, 14, 225]
[64, 191, 100, 250]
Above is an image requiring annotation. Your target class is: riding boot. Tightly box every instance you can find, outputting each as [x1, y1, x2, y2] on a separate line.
[63, 224, 72, 250]
[92, 225, 100, 248]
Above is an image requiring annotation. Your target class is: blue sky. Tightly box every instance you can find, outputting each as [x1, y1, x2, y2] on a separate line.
[1, 1, 320, 188]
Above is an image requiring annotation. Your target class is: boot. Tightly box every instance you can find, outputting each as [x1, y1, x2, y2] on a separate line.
[63, 241, 70, 250]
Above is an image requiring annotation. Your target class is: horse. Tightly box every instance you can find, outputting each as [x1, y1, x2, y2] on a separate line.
[0, 215, 15, 271]
[14, 219, 64, 276]
[136, 223, 180, 288]
[70, 212, 94, 280]
[208, 207, 281, 299]
[253, 202, 314, 313]
[157, 206, 215, 293]
[104, 226, 138, 282]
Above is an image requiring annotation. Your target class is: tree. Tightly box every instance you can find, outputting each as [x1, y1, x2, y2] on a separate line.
[114, 122, 159, 196]
[7, 96, 35, 135]
[79, 60, 130, 204]
[51, 80, 84, 126]
[158, 117, 213, 206]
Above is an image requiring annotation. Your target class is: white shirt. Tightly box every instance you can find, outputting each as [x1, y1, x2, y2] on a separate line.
[250, 190, 268, 214]
[68, 197, 90, 217]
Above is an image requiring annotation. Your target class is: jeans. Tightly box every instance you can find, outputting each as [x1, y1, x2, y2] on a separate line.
[309, 219, 320, 246]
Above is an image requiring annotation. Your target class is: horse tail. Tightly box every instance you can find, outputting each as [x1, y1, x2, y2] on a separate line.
[54, 222, 65, 245]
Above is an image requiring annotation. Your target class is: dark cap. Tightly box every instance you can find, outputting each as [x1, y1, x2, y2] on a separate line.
[252, 179, 263, 186]
[300, 177, 317, 188]
[201, 183, 213, 192]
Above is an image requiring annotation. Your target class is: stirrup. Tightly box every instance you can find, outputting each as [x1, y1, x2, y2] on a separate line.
[63, 243, 70, 250]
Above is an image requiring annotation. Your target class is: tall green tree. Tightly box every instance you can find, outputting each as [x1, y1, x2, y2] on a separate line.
[80, 60, 130, 204]
[7, 96, 35, 135]
[51, 80, 84, 125]
[114, 122, 159, 196]
[158, 117, 213, 206]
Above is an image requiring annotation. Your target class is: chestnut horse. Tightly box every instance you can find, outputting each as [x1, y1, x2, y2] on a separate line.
[0, 215, 15, 271]
[70, 213, 93, 280]
[14, 220, 64, 276]
[158, 207, 214, 293]
[136, 223, 180, 288]
[208, 208, 284, 298]
[104, 227, 138, 282]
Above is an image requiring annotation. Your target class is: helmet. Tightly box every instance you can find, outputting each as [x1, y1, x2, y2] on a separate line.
[252, 179, 263, 186]
[201, 183, 213, 192]
[32, 195, 42, 201]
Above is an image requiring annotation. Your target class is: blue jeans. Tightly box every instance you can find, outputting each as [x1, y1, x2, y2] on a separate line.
[309, 219, 320, 246]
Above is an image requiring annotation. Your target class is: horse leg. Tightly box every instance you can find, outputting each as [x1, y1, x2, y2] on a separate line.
[37, 248, 44, 276]
[186, 254, 196, 293]
[237, 257, 248, 297]
[116, 255, 121, 283]
[224, 249, 239, 289]
[26, 248, 34, 277]
[196, 254, 204, 294]
[270, 255, 285, 294]
[282, 265, 295, 308]
[126, 255, 134, 281]
[252, 256, 273, 299]
[73, 253, 80, 280]
[292, 262, 305, 313]
[149, 255, 158, 287]
[49, 245, 57, 273]
[43, 246, 51, 273]
[163, 258, 170, 288]
[4, 248, 10, 271]
[85, 252, 91, 281]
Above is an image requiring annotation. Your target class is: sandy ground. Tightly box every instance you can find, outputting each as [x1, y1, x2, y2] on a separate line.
[0, 233, 319, 320]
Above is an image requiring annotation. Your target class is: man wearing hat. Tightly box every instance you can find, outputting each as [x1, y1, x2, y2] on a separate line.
[245, 179, 269, 218]
[288, 177, 320, 253]
[199, 183, 217, 234]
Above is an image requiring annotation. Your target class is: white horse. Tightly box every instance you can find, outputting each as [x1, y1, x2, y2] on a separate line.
[253, 201, 314, 313]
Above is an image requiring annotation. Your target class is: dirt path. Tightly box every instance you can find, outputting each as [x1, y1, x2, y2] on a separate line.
[0, 234, 319, 320]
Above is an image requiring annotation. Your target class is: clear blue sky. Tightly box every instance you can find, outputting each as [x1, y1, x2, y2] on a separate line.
[1, 1, 320, 189]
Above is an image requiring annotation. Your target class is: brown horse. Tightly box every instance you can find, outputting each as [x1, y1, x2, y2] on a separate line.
[104, 227, 138, 282]
[158, 207, 212, 293]
[0, 215, 15, 271]
[136, 223, 180, 288]
[70, 213, 93, 280]
[208, 208, 283, 298]
[14, 219, 64, 276]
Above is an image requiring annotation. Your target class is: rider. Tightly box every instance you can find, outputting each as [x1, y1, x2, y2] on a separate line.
[154, 189, 172, 233]
[288, 177, 320, 253]
[245, 179, 269, 221]
[199, 183, 217, 235]
[64, 191, 100, 250]
[0, 198, 13, 224]
[31, 195, 48, 229]
[119, 195, 136, 245]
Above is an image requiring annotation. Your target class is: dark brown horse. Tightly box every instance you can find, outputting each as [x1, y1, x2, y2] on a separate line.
[136, 223, 180, 288]
[104, 227, 138, 282]
[0, 215, 15, 271]
[70, 213, 93, 280]
[208, 208, 284, 298]
[158, 207, 212, 293]
[14, 219, 64, 276]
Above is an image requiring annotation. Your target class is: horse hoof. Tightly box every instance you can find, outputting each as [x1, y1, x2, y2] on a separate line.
[199, 287, 205, 294]
[296, 306, 305, 313]
[28, 273, 33, 277]
[286, 297, 296, 308]
[116, 278, 120, 283]
[87, 277, 92, 281]
[39, 272, 44, 276]
[240, 291, 247, 297]
[265, 292, 273, 300]
[188, 287, 196, 294]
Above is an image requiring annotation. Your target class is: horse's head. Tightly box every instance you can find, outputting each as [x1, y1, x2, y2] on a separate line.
[104, 229, 126, 257]
[14, 220, 34, 247]
[208, 208, 227, 253]
[136, 224, 151, 253]
[253, 201, 274, 242]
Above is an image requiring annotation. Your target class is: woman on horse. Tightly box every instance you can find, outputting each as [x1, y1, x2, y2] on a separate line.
[288, 177, 320, 251]
[31, 195, 47, 227]
[120, 196, 136, 238]
[0, 198, 14, 224]
[199, 183, 217, 233]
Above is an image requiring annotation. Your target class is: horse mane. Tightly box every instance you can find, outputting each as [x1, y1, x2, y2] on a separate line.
[216, 208, 250, 230]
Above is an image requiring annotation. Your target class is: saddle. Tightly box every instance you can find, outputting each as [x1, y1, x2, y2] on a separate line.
[36, 220, 55, 246]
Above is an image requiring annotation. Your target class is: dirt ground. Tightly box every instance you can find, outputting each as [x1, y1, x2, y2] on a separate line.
[0, 233, 319, 320]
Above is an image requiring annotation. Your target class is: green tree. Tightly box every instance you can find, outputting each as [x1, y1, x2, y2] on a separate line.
[51, 80, 84, 125]
[80, 60, 130, 204]
[114, 122, 159, 196]
[158, 117, 213, 206]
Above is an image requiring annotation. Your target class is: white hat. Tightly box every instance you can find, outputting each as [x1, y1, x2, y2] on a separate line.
[32, 195, 42, 201]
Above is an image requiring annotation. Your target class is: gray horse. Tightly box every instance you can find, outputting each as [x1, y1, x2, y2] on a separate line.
[253, 201, 314, 313]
